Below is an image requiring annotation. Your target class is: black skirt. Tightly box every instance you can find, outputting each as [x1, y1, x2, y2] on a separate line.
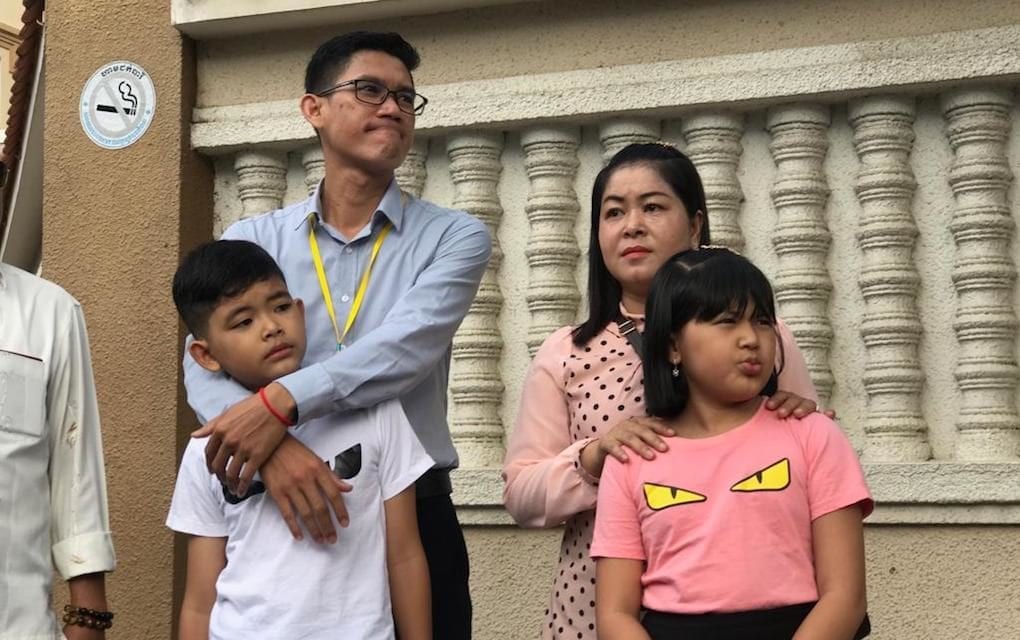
[641, 602, 870, 640]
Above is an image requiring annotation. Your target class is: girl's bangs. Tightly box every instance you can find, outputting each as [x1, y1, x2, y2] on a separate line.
[682, 255, 777, 323]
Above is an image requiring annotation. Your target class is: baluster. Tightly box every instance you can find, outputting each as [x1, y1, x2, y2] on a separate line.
[522, 127, 582, 355]
[767, 105, 834, 403]
[850, 96, 930, 461]
[599, 119, 662, 164]
[447, 132, 506, 467]
[234, 150, 287, 218]
[682, 112, 745, 251]
[301, 146, 324, 195]
[395, 137, 429, 198]
[942, 87, 1019, 461]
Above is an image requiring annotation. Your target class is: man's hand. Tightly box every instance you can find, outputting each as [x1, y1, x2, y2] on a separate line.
[261, 434, 352, 544]
[579, 416, 674, 478]
[192, 382, 296, 495]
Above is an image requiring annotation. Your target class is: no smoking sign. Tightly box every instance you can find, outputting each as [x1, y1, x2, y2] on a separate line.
[80, 61, 156, 149]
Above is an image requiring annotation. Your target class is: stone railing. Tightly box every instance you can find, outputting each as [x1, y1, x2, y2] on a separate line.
[192, 25, 1020, 525]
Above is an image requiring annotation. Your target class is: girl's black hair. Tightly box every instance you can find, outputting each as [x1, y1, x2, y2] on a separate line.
[643, 248, 783, 418]
[573, 142, 711, 346]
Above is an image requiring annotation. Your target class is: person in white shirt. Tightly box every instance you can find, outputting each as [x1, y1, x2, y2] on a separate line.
[0, 262, 116, 640]
[167, 239, 432, 640]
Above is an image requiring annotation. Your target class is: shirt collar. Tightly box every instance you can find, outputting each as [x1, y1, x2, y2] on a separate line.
[619, 302, 645, 322]
[607, 301, 645, 337]
[296, 178, 406, 233]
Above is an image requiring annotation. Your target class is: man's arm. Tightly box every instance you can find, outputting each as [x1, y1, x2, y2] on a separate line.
[179, 536, 227, 640]
[385, 486, 431, 640]
[180, 221, 352, 543]
[198, 215, 490, 488]
[63, 573, 108, 640]
[277, 214, 491, 419]
[48, 303, 116, 636]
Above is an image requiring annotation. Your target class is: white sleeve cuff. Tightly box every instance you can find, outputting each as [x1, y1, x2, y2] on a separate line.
[52, 531, 116, 579]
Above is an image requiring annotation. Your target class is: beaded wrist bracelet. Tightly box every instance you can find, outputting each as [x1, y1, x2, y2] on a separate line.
[62, 604, 114, 630]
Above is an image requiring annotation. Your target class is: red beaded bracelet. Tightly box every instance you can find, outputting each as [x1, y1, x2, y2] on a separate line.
[258, 387, 295, 427]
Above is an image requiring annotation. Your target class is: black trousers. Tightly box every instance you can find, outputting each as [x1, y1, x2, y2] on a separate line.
[414, 493, 472, 640]
[642, 603, 870, 640]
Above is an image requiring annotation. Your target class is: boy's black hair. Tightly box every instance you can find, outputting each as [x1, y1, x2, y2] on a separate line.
[305, 31, 420, 94]
[573, 143, 712, 346]
[642, 248, 783, 419]
[172, 240, 287, 338]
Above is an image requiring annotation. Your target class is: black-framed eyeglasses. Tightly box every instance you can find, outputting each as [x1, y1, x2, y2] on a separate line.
[316, 79, 428, 116]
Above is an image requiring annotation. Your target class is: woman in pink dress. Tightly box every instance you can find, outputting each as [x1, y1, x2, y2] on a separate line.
[502, 143, 820, 640]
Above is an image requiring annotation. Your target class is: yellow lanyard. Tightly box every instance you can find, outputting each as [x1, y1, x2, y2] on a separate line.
[308, 216, 393, 351]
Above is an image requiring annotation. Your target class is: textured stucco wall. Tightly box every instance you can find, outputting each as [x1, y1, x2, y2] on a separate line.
[195, 0, 1020, 107]
[466, 525, 1020, 640]
[43, 1, 211, 636]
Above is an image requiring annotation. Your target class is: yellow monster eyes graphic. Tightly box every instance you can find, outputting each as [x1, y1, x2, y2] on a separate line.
[729, 458, 790, 492]
[642, 483, 708, 511]
[642, 459, 791, 511]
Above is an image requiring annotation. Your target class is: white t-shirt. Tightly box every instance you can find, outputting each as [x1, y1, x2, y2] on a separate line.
[166, 399, 433, 640]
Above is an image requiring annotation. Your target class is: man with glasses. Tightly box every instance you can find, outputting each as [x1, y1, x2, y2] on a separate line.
[182, 31, 489, 639]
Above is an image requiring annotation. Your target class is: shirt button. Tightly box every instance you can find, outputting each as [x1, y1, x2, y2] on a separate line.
[341, 294, 350, 302]
[344, 247, 354, 254]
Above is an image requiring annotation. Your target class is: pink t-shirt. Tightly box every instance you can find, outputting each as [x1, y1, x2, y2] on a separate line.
[591, 402, 872, 614]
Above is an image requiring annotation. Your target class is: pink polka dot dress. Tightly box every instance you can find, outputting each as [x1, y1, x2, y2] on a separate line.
[503, 318, 647, 640]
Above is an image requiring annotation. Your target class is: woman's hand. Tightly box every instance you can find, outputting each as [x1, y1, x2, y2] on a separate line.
[579, 417, 674, 478]
[765, 390, 836, 420]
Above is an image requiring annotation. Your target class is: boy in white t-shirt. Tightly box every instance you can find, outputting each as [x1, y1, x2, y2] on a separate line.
[167, 239, 432, 640]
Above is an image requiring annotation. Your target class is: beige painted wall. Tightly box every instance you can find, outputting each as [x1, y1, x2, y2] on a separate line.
[43, 0, 211, 636]
[0, 0, 20, 138]
[196, 0, 1020, 107]
[468, 525, 1020, 640]
[0, 0, 21, 32]
[0, 48, 11, 131]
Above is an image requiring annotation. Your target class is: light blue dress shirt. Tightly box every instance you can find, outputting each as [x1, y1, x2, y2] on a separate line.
[183, 179, 491, 468]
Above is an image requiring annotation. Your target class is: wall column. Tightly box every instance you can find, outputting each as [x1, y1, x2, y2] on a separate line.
[682, 112, 745, 251]
[521, 127, 582, 355]
[942, 88, 1019, 461]
[44, 2, 213, 636]
[767, 104, 834, 404]
[447, 132, 506, 467]
[849, 96, 930, 462]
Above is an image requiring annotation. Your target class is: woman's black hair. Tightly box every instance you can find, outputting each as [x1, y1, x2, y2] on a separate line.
[642, 248, 783, 418]
[572, 143, 711, 346]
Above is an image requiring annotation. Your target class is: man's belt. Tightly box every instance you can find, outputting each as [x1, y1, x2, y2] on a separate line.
[415, 467, 453, 499]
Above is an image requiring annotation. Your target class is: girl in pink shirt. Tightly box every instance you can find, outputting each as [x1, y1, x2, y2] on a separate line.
[503, 143, 822, 640]
[592, 248, 872, 640]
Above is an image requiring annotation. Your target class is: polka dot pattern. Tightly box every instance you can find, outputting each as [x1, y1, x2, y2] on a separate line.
[541, 321, 647, 640]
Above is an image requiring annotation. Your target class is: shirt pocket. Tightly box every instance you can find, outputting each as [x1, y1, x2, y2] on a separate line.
[0, 350, 47, 439]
